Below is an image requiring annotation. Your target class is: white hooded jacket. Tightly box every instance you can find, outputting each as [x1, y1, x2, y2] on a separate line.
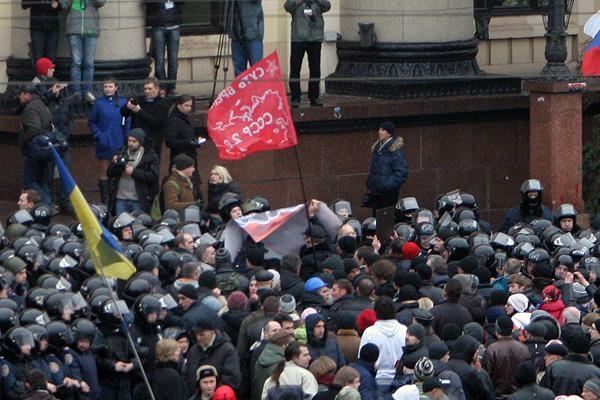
[359, 319, 407, 383]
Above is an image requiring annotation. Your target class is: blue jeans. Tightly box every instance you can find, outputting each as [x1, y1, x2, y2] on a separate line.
[115, 199, 140, 215]
[152, 27, 180, 91]
[23, 156, 54, 207]
[68, 35, 98, 94]
[231, 39, 263, 76]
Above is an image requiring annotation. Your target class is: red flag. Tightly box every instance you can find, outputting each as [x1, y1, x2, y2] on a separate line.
[207, 52, 298, 160]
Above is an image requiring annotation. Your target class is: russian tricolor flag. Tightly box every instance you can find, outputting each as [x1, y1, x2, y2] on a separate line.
[583, 11, 600, 76]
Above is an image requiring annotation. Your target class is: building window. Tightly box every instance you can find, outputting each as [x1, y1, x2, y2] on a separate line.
[474, 0, 550, 17]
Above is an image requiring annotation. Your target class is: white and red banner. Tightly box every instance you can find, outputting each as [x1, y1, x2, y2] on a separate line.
[222, 203, 342, 259]
[207, 52, 297, 160]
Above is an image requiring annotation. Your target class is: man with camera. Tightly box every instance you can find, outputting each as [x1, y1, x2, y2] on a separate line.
[284, 0, 331, 108]
[106, 128, 159, 215]
[18, 84, 55, 208]
[120, 77, 170, 159]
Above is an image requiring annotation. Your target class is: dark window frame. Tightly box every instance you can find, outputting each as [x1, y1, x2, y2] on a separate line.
[474, 0, 551, 17]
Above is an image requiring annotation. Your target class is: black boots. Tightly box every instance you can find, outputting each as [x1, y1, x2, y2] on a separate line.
[98, 179, 110, 205]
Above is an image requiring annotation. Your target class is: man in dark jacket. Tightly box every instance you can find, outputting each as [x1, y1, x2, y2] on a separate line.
[446, 335, 495, 400]
[176, 284, 220, 334]
[106, 128, 159, 214]
[430, 278, 473, 336]
[540, 330, 600, 396]
[305, 313, 346, 368]
[145, 0, 183, 95]
[328, 278, 368, 332]
[19, 84, 54, 208]
[499, 179, 553, 233]
[280, 254, 305, 301]
[182, 318, 241, 395]
[364, 121, 408, 211]
[22, 0, 60, 62]
[224, 0, 264, 76]
[120, 77, 170, 158]
[349, 343, 379, 400]
[508, 361, 554, 400]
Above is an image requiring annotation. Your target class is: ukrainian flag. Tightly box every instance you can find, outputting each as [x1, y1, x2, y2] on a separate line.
[52, 147, 136, 280]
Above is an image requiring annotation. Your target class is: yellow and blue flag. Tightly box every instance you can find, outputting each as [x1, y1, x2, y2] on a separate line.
[51, 147, 136, 280]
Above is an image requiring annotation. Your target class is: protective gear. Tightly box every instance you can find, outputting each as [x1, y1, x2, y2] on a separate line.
[472, 244, 495, 268]
[394, 223, 415, 241]
[362, 217, 376, 237]
[512, 242, 535, 260]
[133, 295, 161, 323]
[46, 321, 74, 349]
[15, 244, 40, 266]
[163, 327, 187, 341]
[4, 327, 35, 354]
[243, 196, 271, 215]
[445, 237, 470, 261]
[98, 299, 129, 328]
[490, 232, 515, 252]
[181, 204, 202, 223]
[527, 248, 551, 264]
[415, 222, 435, 238]
[458, 219, 479, 237]
[19, 308, 50, 326]
[555, 203, 577, 223]
[47, 224, 71, 239]
[122, 279, 152, 306]
[162, 209, 180, 222]
[90, 204, 109, 225]
[131, 210, 153, 227]
[0, 299, 18, 312]
[0, 308, 18, 333]
[112, 212, 135, 232]
[89, 294, 111, 318]
[8, 210, 34, 226]
[25, 323, 48, 349]
[459, 193, 478, 210]
[345, 219, 363, 241]
[395, 197, 418, 222]
[135, 251, 159, 272]
[59, 241, 85, 261]
[44, 292, 75, 321]
[26, 287, 54, 309]
[71, 318, 96, 341]
[124, 243, 144, 261]
[218, 192, 242, 221]
[412, 208, 435, 225]
[31, 204, 52, 227]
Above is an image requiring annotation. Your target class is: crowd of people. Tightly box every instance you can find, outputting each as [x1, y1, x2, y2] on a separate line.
[3, 164, 600, 400]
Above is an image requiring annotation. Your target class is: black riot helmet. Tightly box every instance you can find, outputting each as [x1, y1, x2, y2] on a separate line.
[19, 308, 50, 327]
[180, 205, 202, 223]
[122, 279, 153, 307]
[0, 308, 18, 334]
[31, 204, 52, 227]
[527, 248, 551, 265]
[46, 320, 74, 350]
[71, 318, 96, 342]
[471, 244, 495, 268]
[445, 236, 470, 261]
[395, 197, 419, 222]
[520, 179, 544, 207]
[4, 327, 35, 355]
[44, 292, 75, 322]
[26, 287, 54, 309]
[133, 294, 161, 324]
[555, 204, 577, 225]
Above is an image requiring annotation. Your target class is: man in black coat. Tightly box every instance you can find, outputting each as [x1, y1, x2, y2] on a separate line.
[446, 335, 495, 400]
[280, 254, 305, 301]
[106, 128, 159, 214]
[430, 278, 473, 336]
[363, 121, 408, 211]
[120, 77, 170, 158]
[182, 319, 241, 395]
[176, 284, 220, 334]
[22, 0, 60, 62]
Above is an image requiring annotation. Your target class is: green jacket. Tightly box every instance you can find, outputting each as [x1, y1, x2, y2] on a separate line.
[284, 0, 330, 42]
[60, 0, 106, 36]
[252, 343, 285, 400]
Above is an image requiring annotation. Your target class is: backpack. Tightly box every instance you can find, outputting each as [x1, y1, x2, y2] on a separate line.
[150, 179, 180, 221]
[216, 272, 240, 296]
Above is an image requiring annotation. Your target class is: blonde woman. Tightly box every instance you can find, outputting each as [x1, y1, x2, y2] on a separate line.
[146, 339, 187, 400]
[206, 165, 241, 214]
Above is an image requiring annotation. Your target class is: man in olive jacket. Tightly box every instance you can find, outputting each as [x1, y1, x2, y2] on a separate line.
[284, 0, 331, 108]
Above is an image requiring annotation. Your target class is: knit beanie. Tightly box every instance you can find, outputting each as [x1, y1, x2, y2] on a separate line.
[178, 284, 198, 300]
[463, 322, 484, 343]
[35, 57, 55, 76]
[356, 309, 377, 333]
[402, 242, 421, 260]
[379, 121, 395, 136]
[507, 293, 529, 313]
[127, 128, 146, 145]
[173, 154, 195, 171]
[227, 291, 248, 311]
[584, 379, 600, 399]
[198, 270, 217, 289]
[337, 236, 357, 254]
[359, 343, 380, 363]
[406, 323, 426, 342]
[514, 361, 537, 387]
[215, 248, 231, 268]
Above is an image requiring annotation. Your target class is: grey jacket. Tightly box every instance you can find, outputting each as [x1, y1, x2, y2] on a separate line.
[284, 0, 331, 42]
[20, 94, 53, 150]
[224, 0, 264, 41]
[60, 0, 106, 36]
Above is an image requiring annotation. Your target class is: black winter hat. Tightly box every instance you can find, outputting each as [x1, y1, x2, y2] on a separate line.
[198, 270, 217, 289]
[396, 285, 419, 302]
[193, 318, 217, 331]
[525, 322, 547, 338]
[407, 323, 426, 342]
[545, 340, 568, 356]
[337, 236, 357, 254]
[173, 154, 195, 170]
[495, 315, 514, 336]
[458, 256, 479, 274]
[379, 121, 395, 136]
[127, 128, 146, 145]
[428, 342, 449, 360]
[215, 248, 231, 268]
[343, 258, 360, 275]
[567, 331, 591, 354]
[514, 361, 537, 386]
[178, 284, 198, 300]
[338, 311, 357, 330]
[359, 343, 380, 363]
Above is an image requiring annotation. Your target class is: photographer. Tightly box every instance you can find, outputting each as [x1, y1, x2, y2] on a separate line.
[120, 77, 170, 160]
[106, 128, 159, 215]
[284, 0, 331, 108]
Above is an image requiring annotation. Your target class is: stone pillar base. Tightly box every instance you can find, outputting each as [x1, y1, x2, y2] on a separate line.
[325, 39, 522, 98]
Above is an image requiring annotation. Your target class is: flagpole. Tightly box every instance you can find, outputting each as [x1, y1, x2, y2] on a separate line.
[293, 146, 319, 269]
